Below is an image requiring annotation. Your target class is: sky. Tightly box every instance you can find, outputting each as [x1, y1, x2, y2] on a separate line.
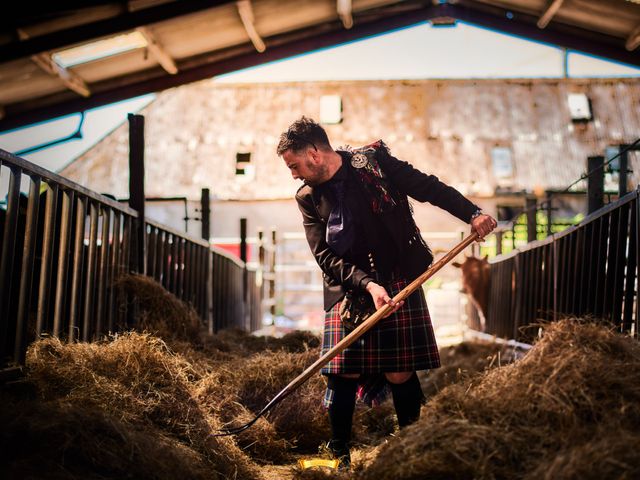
[0, 20, 638, 173]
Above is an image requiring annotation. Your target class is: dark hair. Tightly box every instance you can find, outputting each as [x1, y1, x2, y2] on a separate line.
[276, 116, 332, 155]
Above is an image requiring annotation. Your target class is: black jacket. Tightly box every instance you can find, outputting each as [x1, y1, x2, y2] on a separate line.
[295, 141, 479, 311]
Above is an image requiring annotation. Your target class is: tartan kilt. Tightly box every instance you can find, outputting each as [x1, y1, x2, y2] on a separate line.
[320, 278, 441, 374]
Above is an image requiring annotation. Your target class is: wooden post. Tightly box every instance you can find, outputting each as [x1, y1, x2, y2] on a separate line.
[201, 188, 210, 242]
[128, 113, 146, 275]
[587, 155, 604, 214]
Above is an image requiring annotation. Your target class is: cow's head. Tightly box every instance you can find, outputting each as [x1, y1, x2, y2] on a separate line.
[452, 255, 491, 320]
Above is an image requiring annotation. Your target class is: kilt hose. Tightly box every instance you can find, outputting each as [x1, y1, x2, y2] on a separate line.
[321, 278, 441, 408]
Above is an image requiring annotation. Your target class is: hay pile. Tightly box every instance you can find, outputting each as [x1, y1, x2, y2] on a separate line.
[115, 273, 202, 343]
[361, 319, 640, 480]
[8, 273, 637, 479]
[23, 333, 259, 480]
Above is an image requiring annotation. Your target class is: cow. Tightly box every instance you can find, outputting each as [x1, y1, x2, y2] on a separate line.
[452, 255, 491, 331]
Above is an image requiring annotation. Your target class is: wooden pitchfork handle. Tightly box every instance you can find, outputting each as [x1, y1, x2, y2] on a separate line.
[212, 231, 479, 436]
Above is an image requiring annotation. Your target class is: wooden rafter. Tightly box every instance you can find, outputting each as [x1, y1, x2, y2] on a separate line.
[626, 23, 640, 51]
[18, 29, 91, 98]
[236, 0, 265, 53]
[136, 26, 178, 74]
[337, 0, 353, 29]
[537, 0, 564, 29]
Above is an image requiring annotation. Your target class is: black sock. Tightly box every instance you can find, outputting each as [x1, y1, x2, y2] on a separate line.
[326, 375, 358, 453]
[389, 372, 425, 428]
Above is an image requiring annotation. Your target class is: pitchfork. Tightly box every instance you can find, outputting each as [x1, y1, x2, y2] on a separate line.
[212, 232, 479, 436]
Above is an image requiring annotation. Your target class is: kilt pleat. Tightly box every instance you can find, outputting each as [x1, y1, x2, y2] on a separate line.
[320, 278, 441, 375]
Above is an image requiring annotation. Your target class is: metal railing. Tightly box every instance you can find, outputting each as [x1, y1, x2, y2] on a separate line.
[484, 188, 639, 342]
[0, 148, 263, 369]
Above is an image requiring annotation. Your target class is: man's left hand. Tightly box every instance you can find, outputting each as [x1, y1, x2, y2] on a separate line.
[471, 213, 498, 240]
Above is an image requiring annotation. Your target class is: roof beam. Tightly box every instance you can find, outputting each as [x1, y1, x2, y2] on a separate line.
[337, 0, 354, 29]
[136, 26, 178, 74]
[537, 0, 565, 29]
[18, 29, 91, 97]
[626, 23, 640, 51]
[236, 1, 265, 53]
[2, 2, 640, 131]
[0, 0, 235, 64]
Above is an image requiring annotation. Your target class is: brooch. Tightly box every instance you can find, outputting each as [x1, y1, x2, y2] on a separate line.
[351, 153, 368, 169]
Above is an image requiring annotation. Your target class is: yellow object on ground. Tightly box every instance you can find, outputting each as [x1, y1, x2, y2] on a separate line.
[298, 458, 340, 470]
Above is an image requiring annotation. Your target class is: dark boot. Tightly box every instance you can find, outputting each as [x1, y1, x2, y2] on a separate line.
[389, 372, 425, 428]
[325, 375, 358, 469]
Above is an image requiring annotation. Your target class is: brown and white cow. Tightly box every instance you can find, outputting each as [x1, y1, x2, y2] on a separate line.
[452, 255, 491, 329]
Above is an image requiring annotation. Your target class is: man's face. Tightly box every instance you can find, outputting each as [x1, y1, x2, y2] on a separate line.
[282, 148, 327, 186]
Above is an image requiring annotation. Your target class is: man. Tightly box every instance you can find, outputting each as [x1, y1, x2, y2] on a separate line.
[277, 116, 497, 468]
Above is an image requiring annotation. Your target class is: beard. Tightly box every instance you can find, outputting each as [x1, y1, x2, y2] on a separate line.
[303, 158, 329, 186]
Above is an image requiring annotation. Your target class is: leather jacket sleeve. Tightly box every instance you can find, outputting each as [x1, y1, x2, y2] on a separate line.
[295, 188, 374, 291]
[375, 145, 479, 224]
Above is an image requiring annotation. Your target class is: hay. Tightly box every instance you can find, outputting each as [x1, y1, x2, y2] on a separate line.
[361, 319, 640, 480]
[0, 395, 212, 480]
[196, 348, 329, 454]
[26, 333, 259, 480]
[420, 340, 520, 398]
[115, 274, 201, 343]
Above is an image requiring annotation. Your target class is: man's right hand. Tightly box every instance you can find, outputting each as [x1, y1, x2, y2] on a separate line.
[365, 281, 404, 318]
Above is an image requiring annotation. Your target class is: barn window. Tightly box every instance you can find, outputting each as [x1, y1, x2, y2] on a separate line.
[320, 95, 342, 124]
[235, 152, 254, 177]
[567, 93, 592, 121]
[491, 147, 514, 187]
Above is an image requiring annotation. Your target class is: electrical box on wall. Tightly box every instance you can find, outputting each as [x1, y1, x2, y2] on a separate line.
[567, 93, 592, 121]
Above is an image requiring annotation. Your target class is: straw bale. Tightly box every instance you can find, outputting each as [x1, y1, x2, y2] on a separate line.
[26, 333, 259, 480]
[360, 319, 640, 480]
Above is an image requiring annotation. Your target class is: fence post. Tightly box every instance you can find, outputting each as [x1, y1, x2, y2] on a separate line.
[526, 196, 537, 243]
[495, 230, 503, 255]
[128, 113, 146, 275]
[240, 218, 248, 329]
[619, 145, 628, 196]
[587, 155, 604, 214]
[201, 188, 210, 241]
[270, 228, 277, 317]
[545, 192, 553, 237]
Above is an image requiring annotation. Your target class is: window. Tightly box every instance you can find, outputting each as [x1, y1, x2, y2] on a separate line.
[567, 93, 592, 121]
[491, 147, 514, 186]
[320, 95, 342, 124]
[235, 152, 254, 178]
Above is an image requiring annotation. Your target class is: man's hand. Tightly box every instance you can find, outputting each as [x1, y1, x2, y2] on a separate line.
[471, 213, 498, 241]
[365, 281, 404, 318]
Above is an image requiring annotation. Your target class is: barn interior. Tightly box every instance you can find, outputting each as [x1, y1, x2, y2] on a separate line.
[1, 1, 640, 479]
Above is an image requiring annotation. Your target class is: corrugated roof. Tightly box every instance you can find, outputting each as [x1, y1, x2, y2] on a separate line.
[1, 0, 639, 130]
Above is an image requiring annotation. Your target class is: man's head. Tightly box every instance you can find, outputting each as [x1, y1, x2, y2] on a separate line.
[277, 116, 336, 186]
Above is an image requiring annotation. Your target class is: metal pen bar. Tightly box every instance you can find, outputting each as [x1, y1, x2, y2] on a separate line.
[107, 211, 121, 333]
[67, 195, 86, 341]
[0, 167, 22, 358]
[53, 190, 75, 338]
[95, 207, 111, 338]
[82, 202, 99, 342]
[14, 176, 41, 364]
[36, 184, 59, 336]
